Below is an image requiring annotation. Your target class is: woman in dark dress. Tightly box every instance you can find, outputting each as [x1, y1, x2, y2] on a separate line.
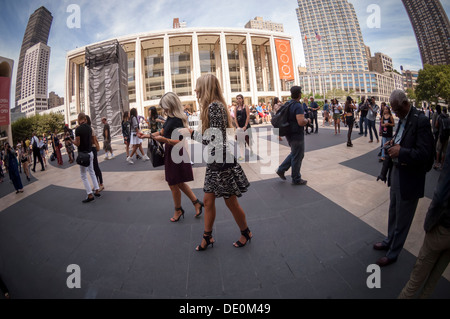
[234, 94, 252, 161]
[3, 143, 23, 194]
[184, 74, 252, 251]
[139, 92, 204, 222]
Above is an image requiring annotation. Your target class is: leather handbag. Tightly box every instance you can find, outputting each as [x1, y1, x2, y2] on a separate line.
[76, 151, 90, 167]
[148, 138, 165, 168]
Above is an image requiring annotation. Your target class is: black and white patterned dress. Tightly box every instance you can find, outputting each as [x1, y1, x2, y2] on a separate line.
[198, 102, 250, 199]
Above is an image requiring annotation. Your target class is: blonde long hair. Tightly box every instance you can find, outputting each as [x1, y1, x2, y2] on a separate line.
[196, 74, 233, 134]
[159, 92, 189, 128]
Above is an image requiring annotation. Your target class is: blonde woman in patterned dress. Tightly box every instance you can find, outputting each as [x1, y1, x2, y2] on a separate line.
[184, 74, 252, 251]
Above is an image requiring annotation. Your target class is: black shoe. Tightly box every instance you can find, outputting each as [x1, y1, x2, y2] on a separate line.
[170, 207, 185, 222]
[276, 170, 287, 181]
[82, 196, 95, 203]
[292, 179, 307, 186]
[41, 168, 45, 171]
[93, 192, 101, 198]
[196, 231, 214, 251]
[31, 168, 36, 173]
[192, 199, 204, 218]
[234, 228, 252, 248]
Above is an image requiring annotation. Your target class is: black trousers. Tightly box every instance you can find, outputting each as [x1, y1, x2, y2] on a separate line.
[32, 147, 44, 171]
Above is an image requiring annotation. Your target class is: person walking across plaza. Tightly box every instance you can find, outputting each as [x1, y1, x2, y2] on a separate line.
[331, 98, 342, 135]
[434, 106, 449, 170]
[398, 144, 450, 299]
[19, 142, 31, 182]
[309, 96, 320, 134]
[3, 143, 23, 194]
[127, 108, 150, 164]
[373, 90, 435, 267]
[379, 106, 395, 162]
[102, 117, 115, 160]
[86, 115, 104, 192]
[234, 94, 253, 161]
[367, 97, 380, 144]
[138, 92, 204, 223]
[344, 96, 357, 147]
[122, 111, 131, 159]
[183, 74, 251, 251]
[30, 132, 45, 172]
[72, 113, 101, 203]
[276, 86, 311, 186]
[51, 130, 63, 166]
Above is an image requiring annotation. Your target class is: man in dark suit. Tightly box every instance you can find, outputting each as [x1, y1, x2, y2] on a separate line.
[373, 90, 435, 267]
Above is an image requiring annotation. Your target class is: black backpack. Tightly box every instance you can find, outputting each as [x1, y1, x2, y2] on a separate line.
[271, 100, 295, 137]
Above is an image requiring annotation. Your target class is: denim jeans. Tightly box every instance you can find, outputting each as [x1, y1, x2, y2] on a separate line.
[277, 136, 305, 183]
[367, 119, 379, 142]
[359, 116, 368, 135]
[381, 136, 392, 158]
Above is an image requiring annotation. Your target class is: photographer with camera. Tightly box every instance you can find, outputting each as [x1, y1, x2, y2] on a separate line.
[373, 90, 435, 267]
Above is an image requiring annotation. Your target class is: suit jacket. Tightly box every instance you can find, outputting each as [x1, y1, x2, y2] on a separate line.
[388, 107, 435, 200]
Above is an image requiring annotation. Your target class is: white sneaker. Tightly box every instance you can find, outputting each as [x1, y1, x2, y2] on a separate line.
[109, 154, 115, 160]
[142, 155, 150, 162]
[104, 155, 110, 160]
[126, 156, 134, 164]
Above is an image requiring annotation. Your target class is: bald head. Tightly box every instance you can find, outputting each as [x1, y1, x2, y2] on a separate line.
[390, 90, 410, 119]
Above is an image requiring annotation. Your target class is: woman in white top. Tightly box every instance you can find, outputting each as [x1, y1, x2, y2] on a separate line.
[331, 98, 343, 135]
[127, 108, 150, 164]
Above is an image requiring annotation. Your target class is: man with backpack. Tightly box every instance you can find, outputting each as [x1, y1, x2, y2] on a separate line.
[434, 106, 450, 170]
[274, 86, 311, 186]
[30, 132, 45, 172]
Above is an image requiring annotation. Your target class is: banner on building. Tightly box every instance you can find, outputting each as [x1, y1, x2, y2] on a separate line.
[274, 39, 295, 81]
[0, 77, 11, 126]
[86, 40, 129, 139]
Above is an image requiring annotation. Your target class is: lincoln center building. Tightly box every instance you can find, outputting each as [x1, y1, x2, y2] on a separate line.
[64, 27, 299, 127]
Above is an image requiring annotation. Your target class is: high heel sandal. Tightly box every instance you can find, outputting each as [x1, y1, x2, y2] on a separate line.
[196, 231, 214, 251]
[170, 207, 185, 222]
[233, 228, 252, 248]
[192, 199, 204, 218]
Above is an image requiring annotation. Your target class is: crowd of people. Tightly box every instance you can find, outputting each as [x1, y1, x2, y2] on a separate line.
[1, 79, 448, 298]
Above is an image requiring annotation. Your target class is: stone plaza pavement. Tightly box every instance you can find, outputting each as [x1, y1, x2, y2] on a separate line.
[0, 124, 449, 299]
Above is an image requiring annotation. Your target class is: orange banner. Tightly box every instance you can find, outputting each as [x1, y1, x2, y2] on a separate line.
[274, 39, 295, 81]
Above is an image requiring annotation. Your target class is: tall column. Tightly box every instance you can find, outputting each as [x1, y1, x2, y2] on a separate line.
[75, 63, 80, 115]
[64, 57, 70, 125]
[246, 33, 257, 106]
[192, 32, 201, 99]
[164, 34, 172, 94]
[84, 65, 89, 116]
[238, 42, 247, 92]
[220, 32, 231, 105]
[135, 37, 144, 116]
[269, 36, 281, 96]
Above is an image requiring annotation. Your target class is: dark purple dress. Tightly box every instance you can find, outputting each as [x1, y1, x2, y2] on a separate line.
[163, 117, 193, 186]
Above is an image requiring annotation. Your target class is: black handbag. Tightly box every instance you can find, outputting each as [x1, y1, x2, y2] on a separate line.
[76, 151, 90, 167]
[148, 138, 165, 168]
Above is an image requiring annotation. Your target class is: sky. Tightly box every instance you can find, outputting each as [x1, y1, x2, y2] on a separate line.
[1, 0, 449, 106]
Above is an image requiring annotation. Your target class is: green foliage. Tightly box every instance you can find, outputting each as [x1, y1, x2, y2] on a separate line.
[416, 64, 450, 105]
[11, 113, 65, 144]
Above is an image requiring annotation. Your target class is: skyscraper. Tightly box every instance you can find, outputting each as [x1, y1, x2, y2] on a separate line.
[296, 0, 403, 103]
[402, 0, 450, 66]
[296, 0, 369, 73]
[18, 42, 51, 117]
[15, 6, 53, 108]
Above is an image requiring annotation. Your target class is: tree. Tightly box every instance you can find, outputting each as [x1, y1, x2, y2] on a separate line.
[11, 113, 65, 144]
[416, 64, 450, 105]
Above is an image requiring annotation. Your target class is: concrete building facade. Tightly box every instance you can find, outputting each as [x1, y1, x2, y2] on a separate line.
[64, 27, 298, 126]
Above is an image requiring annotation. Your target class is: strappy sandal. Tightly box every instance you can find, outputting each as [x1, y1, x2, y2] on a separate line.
[170, 207, 185, 222]
[192, 199, 204, 218]
[196, 231, 214, 251]
[233, 228, 252, 248]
